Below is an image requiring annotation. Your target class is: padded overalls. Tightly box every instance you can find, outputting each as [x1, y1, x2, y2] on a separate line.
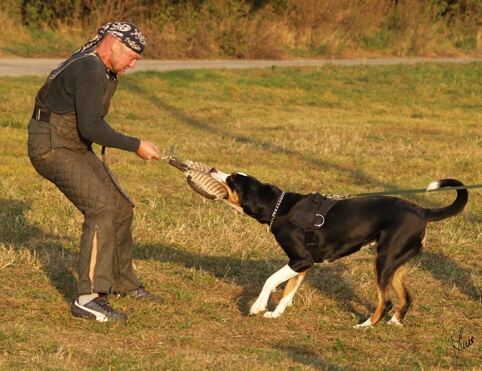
[27, 51, 139, 296]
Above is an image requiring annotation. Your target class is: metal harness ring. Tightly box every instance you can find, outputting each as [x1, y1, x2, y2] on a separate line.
[314, 214, 325, 227]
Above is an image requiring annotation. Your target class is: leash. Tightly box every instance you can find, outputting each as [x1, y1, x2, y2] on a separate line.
[102, 145, 482, 200]
[338, 184, 482, 198]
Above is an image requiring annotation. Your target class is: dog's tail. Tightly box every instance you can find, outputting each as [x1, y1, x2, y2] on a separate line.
[425, 179, 468, 222]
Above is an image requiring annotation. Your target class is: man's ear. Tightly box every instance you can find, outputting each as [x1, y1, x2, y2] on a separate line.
[104, 34, 120, 52]
[111, 38, 122, 52]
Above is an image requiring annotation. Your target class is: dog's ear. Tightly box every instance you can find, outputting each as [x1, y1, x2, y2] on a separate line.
[241, 180, 276, 221]
[240, 181, 259, 216]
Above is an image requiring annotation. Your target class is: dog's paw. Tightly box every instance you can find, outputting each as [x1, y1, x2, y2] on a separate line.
[263, 311, 281, 319]
[353, 318, 373, 329]
[387, 316, 403, 326]
[249, 302, 266, 315]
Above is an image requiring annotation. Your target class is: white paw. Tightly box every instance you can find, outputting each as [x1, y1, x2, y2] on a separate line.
[263, 311, 280, 318]
[249, 301, 266, 315]
[387, 316, 403, 326]
[353, 318, 373, 329]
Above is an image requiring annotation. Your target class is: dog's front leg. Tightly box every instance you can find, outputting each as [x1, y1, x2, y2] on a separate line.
[250, 264, 299, 317]
[264, 268, 310, 318]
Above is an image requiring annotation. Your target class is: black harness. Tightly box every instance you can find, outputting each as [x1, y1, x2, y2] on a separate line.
[290, 193, 338, 261]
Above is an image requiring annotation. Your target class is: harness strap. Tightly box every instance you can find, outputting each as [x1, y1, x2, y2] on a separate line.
[290, 193, 338, 262]
[303, 195, 337, 261]
[304, 231, 321, 261]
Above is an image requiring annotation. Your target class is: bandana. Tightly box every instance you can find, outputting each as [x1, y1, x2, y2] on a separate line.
[45, 22, 146, 82]
[75, 22, 146, 55]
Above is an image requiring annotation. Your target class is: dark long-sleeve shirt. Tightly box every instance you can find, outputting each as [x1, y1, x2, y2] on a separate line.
[41, 54, 140, 152]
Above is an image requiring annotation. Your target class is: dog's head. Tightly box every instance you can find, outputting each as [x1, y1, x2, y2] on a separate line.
[210, 169, 281, 223]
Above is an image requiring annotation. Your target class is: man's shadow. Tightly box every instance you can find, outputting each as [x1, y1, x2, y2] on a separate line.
[0, 198, 78, 301]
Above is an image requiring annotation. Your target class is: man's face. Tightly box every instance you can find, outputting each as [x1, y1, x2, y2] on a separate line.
[110, 40, 141, 75]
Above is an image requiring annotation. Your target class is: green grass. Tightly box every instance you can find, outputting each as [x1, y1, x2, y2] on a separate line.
[1, 63, 481, 370]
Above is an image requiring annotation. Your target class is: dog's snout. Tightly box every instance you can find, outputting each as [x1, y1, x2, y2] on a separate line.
[210, 169, 230, 182]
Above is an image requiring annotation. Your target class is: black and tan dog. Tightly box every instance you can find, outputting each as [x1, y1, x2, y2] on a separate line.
[210, 169, 468, 327]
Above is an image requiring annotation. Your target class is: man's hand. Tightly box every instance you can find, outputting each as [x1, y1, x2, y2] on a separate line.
[137, 140, 161, 160]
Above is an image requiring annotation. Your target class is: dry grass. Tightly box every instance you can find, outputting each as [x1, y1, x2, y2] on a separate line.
[1, 0, 482, 59]
[1, 63, 481, 370]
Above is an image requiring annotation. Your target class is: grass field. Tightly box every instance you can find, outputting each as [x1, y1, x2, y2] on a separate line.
[0, 62, 481, 370]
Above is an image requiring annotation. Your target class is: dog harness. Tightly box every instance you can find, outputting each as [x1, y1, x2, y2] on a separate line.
[290, 193, 338, 262]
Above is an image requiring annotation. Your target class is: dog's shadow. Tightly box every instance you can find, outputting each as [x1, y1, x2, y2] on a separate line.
[304, 261, 373, 320]
[420, 251, 481, 302]
[135, 242, 374, 318]
[137, 239, 481, 319]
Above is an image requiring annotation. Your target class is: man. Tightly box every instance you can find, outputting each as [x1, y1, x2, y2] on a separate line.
[28, 22, 162, 322]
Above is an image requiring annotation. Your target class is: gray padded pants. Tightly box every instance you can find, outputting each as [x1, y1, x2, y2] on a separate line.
[28, 120, 139, 296]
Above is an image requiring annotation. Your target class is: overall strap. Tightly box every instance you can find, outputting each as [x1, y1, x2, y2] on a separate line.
[34, 50, 99, 113]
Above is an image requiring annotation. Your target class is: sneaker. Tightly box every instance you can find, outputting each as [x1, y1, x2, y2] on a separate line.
[128, 284, 164, 302]
[71, 297, 127, 322]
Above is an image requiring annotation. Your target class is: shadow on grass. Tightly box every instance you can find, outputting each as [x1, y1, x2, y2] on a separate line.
[135, 242, 369, 320]
[0, 198, 78, 302]
[135, 236, 482, 324]
[2, 197, 480, 315]
[421, 251, 481, 303]
[274, 343, 347, 371]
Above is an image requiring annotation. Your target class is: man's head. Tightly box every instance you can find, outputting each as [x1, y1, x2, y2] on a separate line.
[97, 34, 142, 75]
[101, 22, 146, 55]
[92, 22, 146, 75]
[74, 22, 147, 75]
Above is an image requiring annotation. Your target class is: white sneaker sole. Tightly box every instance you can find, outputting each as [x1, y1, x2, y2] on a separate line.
[72, 300, 109, 322]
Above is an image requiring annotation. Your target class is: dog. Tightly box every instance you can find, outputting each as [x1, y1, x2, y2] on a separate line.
[209, 169, 468, 327]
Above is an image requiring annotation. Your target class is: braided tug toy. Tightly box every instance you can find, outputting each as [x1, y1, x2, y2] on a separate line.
[167, 149, 227, 201]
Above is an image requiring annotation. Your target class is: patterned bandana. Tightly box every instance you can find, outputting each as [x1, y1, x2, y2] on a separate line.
[45, 22, 146, 82]
[76, 22, 146, 55]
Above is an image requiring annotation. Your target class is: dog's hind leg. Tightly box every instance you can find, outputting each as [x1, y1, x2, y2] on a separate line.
[354, 284, 392, 328]
[354, 251, 393, 328]
[263, 268, 310, 318]
[250, 264, 299, 317]
[387, 264, 412, 326]
[387, 239, 424, 325]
